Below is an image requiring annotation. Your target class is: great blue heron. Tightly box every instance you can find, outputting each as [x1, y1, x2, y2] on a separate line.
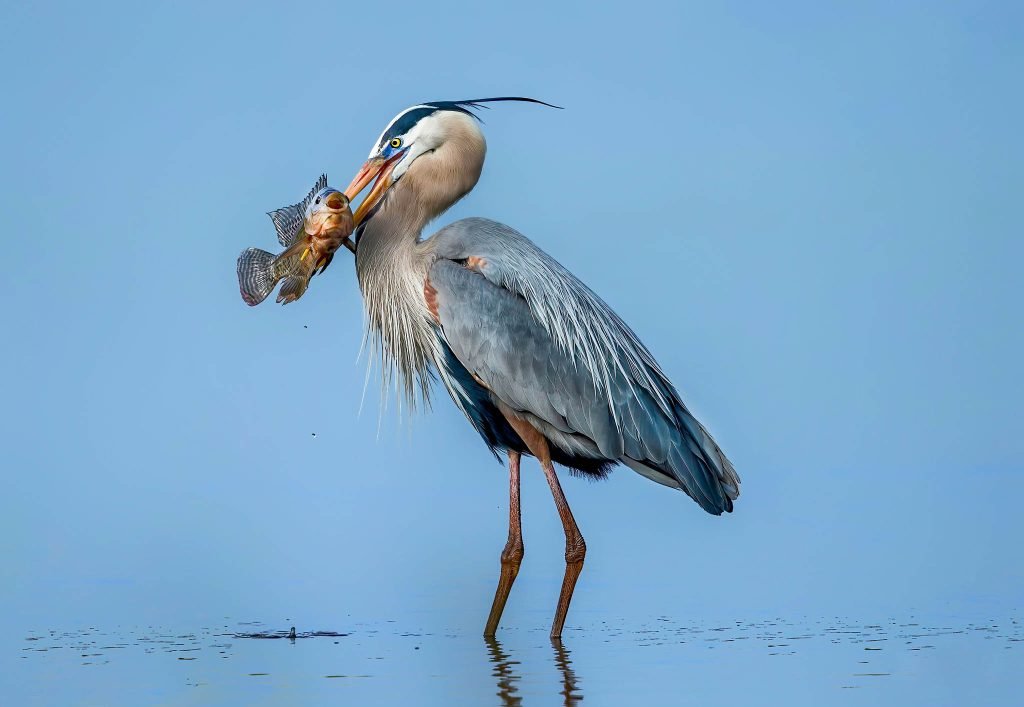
[340, 97, 740, 639]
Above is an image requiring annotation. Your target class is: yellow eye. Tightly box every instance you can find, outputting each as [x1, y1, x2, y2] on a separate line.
[390, 138, 402, 149]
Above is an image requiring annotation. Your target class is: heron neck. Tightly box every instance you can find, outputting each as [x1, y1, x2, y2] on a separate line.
[353, 181, 443, 410]
[355, 179, 438, 300]
[354, 123, 485, 409]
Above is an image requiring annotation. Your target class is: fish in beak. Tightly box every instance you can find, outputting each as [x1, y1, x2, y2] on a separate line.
[236, 177, 355, 306]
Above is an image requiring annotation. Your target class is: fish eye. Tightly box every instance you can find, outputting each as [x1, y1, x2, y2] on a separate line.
[314, 196, 321, 204]
[390, 138, 402, 149]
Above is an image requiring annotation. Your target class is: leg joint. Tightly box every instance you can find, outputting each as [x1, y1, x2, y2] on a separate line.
[564, 536, 586, 565]
[501, 540, 524, 565]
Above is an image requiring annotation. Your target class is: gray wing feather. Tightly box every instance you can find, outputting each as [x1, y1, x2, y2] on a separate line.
[429, 218, 740, 514]
[431, 260, 608, 448]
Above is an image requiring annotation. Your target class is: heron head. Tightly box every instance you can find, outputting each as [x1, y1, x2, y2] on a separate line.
[344, 97, 561, 227]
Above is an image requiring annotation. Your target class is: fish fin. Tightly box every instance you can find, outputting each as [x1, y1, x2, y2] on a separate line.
[277, 239, 309, 261]
[266, 174, 328, 247]
[314, 251, 334, 276]
[273, 245, 315, 303]
[299, 173, 329, 212]
[236, 248, 280, 306]
[267, 204, 305, 247]
[276, 276, 309, 305]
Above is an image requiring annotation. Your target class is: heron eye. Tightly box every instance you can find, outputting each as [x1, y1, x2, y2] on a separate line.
[390, 138, 402, 149]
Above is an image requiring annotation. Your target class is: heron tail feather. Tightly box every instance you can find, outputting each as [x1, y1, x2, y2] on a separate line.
[671, 404, 741, 514]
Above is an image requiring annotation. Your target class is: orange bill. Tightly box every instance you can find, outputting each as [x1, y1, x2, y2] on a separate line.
[345, 151, 406, 226]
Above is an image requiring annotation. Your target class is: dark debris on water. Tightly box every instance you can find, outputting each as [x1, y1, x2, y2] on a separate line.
[232, 627, 349, 640]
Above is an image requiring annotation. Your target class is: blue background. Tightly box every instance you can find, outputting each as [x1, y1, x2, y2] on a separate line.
[2, 0, 1021, 655]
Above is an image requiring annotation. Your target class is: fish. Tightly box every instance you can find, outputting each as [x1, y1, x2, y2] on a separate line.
[237, 174, 355, 306]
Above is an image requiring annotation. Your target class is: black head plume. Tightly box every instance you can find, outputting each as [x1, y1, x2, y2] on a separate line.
[425, 96, 563, 120]
[372, 97, 563, 154]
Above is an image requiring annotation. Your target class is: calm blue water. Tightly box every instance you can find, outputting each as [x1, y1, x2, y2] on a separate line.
[10, 609, 1020, 705]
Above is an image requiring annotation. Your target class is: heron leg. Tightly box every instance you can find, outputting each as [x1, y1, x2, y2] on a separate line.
[484, 451, 524, 637]
[500, 411, 586, 639]
[540, 458, 586, 639]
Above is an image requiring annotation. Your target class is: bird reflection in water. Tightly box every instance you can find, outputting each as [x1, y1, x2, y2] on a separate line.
[485, 636, 522, 706]
[485, 637, 582, 706]
[552, 639, 582, 705]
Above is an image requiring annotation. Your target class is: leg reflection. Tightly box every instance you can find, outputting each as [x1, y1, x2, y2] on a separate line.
[484, 636, 584, 706]
[551, 639, 582, 706]
[485, 636, 523, 707]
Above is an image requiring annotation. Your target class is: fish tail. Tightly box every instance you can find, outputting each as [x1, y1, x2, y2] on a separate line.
[236, 248, 281, 306]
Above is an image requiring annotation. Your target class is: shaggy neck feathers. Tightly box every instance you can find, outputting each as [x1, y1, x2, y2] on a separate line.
[355, 112, 486, 409]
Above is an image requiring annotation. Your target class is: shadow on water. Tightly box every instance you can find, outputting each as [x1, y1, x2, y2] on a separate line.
[485, 636, 582, 706]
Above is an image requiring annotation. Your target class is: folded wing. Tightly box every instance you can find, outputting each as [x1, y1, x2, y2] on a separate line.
[429, 218, 740, 515]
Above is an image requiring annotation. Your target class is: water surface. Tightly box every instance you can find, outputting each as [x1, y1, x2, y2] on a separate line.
[11, 611, 1020, 705]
